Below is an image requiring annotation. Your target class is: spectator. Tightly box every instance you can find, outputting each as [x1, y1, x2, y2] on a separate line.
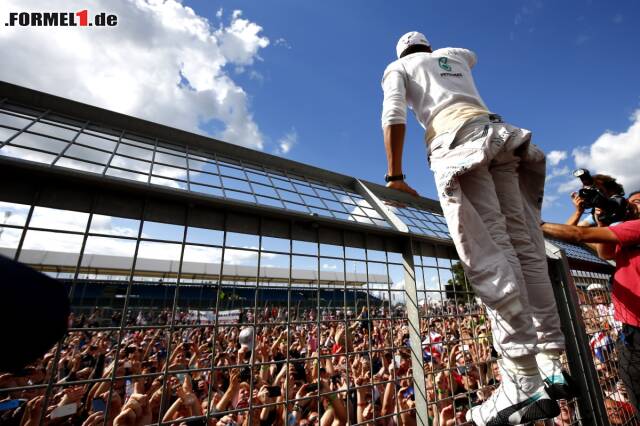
[566, 174, 625, 227]
[543, 190, 640, 414]
[0, 295, 629, 425]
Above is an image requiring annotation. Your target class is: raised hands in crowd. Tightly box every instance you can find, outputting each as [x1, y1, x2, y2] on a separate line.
[0, 298, 630, 426]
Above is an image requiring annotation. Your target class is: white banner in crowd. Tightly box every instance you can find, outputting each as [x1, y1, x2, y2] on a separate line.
[187, 309, 240, 324]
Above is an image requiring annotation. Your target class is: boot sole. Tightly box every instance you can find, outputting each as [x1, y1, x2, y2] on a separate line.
[516, 398, 561, 424]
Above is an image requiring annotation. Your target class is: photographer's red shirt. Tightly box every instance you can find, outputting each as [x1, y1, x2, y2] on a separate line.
[610, 219, 640, 327]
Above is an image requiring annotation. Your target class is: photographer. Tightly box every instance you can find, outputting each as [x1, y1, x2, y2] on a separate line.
[566, 173, 625, 227]
[542, 191, 640, 413]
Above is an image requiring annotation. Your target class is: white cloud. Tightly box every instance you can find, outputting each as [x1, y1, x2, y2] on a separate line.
[274, 128, 297, 155]
[274, 38, 292, 49]
[556, 179, 581, 195]
[572, 109, 640, 193]
[248, 70, 264, 83]
[552, 166, 570, 177]
[545, 108, 640, 212]
[547, 150, 567, 166]
[217, 10, 269, 67]
[513, 1, 541, 29]
[542, 194, 559, 210]
[514, 5, 531, 26]
[545, 166, 570, 183]
[0, 0, 270, 150]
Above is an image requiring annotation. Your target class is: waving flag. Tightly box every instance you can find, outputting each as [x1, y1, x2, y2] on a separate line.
[423, 330, 444, 361]
[590, 331, 614, 363]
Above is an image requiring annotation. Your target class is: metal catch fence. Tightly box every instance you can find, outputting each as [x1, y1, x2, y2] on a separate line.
[0, 82, 637, 426]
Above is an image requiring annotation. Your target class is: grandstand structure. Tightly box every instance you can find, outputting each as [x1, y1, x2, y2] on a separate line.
[0, 81, 632, 426]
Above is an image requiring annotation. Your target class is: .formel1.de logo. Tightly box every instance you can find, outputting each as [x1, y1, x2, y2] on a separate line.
[5, 10, 118, 27]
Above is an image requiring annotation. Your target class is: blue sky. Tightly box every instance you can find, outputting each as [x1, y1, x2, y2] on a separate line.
[187, 0, 640, 223]
[2, 0, 639, 225]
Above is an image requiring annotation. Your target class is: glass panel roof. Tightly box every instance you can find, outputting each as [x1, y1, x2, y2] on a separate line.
[0, 106, 390, 229]
[548, 238, 611, 266]
[384, 199, 451, 240]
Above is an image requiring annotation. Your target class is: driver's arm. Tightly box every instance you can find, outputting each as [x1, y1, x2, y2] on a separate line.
[381, 66, 419, 197]
[381, 67, 408, 179]
[384, 123, 406, 177]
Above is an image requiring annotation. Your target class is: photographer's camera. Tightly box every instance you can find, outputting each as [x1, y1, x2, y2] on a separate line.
[573, 168, 628, 225]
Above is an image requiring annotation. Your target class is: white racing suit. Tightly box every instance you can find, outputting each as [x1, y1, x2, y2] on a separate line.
[381, 46, 565, 358]
[429, 115, 564, 358]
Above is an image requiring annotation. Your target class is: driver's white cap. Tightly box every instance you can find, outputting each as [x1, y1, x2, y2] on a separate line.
[396, 31, 431, 59]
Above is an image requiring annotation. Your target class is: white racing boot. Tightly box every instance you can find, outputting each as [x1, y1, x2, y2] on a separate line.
[536, 352, 576, 400]
[466, 361, 559, 426]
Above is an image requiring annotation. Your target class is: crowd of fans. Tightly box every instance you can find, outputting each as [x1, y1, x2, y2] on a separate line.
[0, 294, 636, 426]
[578, 285, 638, 425]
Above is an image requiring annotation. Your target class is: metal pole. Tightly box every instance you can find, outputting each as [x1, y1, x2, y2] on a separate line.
[402, 236, 429, 426]
[546, 241, 610, 426]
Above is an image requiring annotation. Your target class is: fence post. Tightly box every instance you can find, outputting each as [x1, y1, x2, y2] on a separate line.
[546, 241, 610, 426]
[402, 236, 429, 426]
[354, 179, 430, 424]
